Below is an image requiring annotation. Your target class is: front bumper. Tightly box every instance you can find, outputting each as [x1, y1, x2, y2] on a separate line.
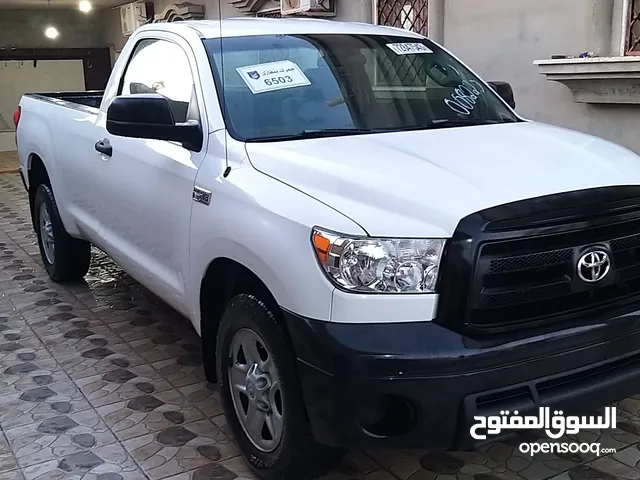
[283, 309, 640, 450]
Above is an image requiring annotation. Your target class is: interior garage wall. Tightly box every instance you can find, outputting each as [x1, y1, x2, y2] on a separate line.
[0, 9, 103, 48]
[0, 60, 85, 133]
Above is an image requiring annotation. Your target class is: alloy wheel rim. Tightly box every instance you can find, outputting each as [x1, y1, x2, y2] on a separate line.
[39, 202, 55, 265]
[228, 328, 284, 452]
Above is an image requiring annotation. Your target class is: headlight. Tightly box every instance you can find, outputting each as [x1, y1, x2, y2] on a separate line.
[312, 228, 446, 293]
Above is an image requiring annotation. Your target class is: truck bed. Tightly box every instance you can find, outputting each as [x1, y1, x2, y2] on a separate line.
[24, 91, 104, 110]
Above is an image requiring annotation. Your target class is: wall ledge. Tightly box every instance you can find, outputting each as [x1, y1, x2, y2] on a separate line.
[154, 2, 206, 22]
[534, 56, 640, 104]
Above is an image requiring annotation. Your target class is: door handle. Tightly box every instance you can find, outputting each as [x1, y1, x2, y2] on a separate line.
[94, 139, 113, 157]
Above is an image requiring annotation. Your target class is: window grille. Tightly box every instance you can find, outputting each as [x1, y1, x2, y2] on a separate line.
[627, 0, 640, 54]
[376, 0, 428, 36]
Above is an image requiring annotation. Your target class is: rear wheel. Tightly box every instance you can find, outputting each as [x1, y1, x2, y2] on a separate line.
[215, 294, 344, 480]
[34, 184, 91, 282]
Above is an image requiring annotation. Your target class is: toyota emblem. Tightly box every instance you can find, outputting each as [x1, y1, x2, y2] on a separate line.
[577, 250, 611, 283]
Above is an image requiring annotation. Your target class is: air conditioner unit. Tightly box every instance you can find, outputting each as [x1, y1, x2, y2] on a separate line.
[120, 1, 147, 37]
[281, 0, 311, 15]
[281, 0, 336, 17]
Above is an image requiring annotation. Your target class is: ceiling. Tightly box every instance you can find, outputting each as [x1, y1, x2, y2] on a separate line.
[0, 0, 127, 8]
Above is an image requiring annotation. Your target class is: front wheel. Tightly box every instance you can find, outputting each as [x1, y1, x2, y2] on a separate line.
[34, 184, 91, 282]
[216, 294, 344, 480]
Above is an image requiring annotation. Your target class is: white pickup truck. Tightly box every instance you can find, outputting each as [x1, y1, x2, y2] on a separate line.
[15, 17, 640, 480]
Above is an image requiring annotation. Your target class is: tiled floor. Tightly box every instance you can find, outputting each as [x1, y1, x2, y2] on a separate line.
[0, 171, 639, 480]
[0, 152, 18, 175]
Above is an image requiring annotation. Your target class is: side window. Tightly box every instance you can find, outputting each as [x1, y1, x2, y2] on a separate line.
[120, 38, 195, 123]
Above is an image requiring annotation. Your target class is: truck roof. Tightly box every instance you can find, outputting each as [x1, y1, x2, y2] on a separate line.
[137, 17, 425, 40]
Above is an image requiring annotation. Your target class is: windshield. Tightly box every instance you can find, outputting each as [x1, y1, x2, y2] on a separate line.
[203, 34, 519, 142]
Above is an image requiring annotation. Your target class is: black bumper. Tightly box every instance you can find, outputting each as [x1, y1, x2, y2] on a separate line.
[284, 309, 640, 450]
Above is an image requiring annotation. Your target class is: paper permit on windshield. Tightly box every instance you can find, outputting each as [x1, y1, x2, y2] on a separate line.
[387, 43, 433, 55]
[236, 60, 311, 94]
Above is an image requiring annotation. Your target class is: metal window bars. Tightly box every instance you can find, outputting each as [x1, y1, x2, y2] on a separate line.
[374, 1, 428, 85]
[376, 0, 428, 36]
[627, 0, 640, 54]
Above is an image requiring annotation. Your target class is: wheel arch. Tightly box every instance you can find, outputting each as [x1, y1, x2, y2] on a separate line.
[199, 256, 294, 382]
[26, 153, 51, 224]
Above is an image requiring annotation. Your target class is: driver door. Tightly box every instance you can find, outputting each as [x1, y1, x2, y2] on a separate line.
[93, 35, 206, 311]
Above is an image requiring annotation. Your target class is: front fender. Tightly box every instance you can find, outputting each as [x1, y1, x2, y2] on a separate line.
[188, 165, 366, 333]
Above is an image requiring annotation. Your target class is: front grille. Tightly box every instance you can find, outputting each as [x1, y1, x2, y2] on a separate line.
[436, 186, 640, 334]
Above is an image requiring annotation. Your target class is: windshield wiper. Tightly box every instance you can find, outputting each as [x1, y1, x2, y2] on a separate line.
[245, 120, 518, 142]
[425, 118, 517, 129]
[246, 128, 376, 143]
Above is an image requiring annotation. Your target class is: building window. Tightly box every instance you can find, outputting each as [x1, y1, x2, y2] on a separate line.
[627, 0, 640, 54]
[376, 0, 428, 36]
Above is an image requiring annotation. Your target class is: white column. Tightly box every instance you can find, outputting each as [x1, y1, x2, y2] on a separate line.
[589, 0, 615, 55]
[428, 0, 444, 44]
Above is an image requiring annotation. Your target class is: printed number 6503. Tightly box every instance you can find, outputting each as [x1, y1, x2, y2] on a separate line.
[264, 76, 293, 86]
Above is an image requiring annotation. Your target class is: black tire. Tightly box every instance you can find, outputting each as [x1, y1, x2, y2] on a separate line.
[33, 184, 91, 282]
[216, 294, 344, 480]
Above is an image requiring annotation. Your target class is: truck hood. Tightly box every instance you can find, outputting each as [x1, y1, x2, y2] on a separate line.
[245, 122, 640, 237]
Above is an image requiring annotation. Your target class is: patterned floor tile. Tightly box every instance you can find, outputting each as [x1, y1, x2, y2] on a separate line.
[0, 357, 71, 396]
[161, 464, 243, 480]
[0, 470, 25, 480]
[151, 355, 206, 389]
[56, 344, 147, 380]
[0, 381, 92, 430]
[220, 456, 258, 479]
[21, 443, 146, 480]
[122, 419, 240, 480]
[178, 382, 224, 418]
[128, 336, 201, 365]
[0, 336, 44, 354]
[38, 324, 122, 356]
[105, 312, 190, 343]
[75, 364, 174, 408]
[611, 444, 640, 471]
[97, 389, 205, 441]
[5, 409, 117, 468]
[588, 455, 640, 479]
[26, 312, 104, 338]
[0, 434, 20, 476]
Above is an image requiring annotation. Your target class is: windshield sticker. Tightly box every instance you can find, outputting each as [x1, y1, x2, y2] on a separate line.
[236, 60, 311, 94]
[387, 43, 433, 55]
[444, 78, 486, 116]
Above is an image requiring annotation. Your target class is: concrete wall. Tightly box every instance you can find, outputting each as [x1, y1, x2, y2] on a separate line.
[153, 0, 372, 21]
[101, 0, 373, 61]
[100, 1, 260, 60]
[442, 0, 640, 152]
[0, 8, 103, 48]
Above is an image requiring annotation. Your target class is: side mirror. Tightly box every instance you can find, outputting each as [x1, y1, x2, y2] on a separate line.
[488, 81, 516, 109]
[106, 94, 203, 151]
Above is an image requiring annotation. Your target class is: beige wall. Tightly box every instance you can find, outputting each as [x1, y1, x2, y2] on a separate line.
[442, 0, 640, 152]
[0, 60, 85, 134]
[0, 8, 103, 48]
